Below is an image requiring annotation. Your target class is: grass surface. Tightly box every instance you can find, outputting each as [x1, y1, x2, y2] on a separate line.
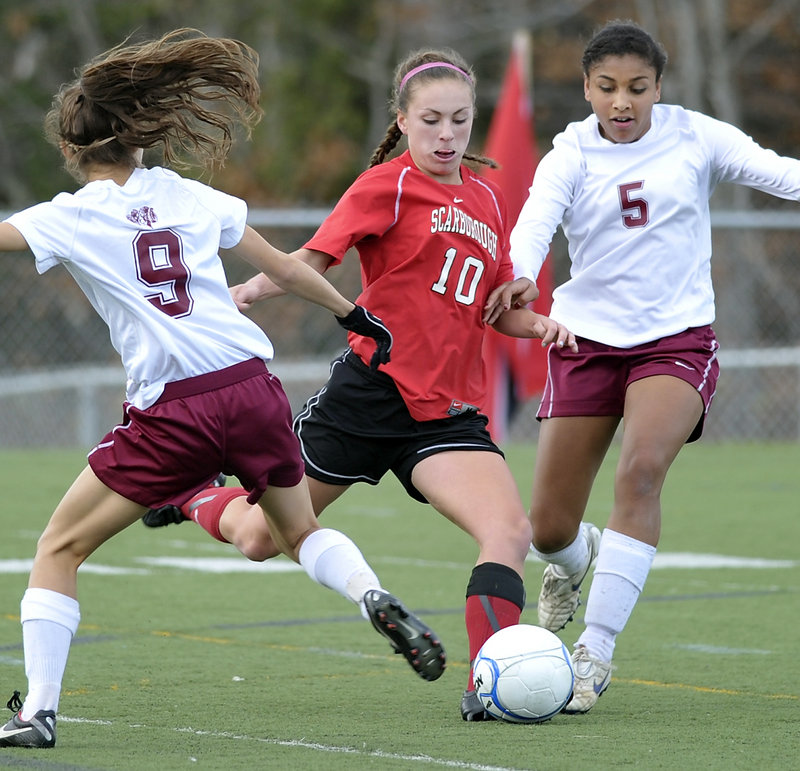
[0, 442, 798, 770]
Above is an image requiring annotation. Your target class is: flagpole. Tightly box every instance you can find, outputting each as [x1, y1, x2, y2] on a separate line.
[480, 30, 552, 442]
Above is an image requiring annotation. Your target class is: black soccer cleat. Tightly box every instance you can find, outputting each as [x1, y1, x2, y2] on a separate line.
[142, 474, 227, 528]
[0, 691, 56, 748]
[363, 589, 446, 682]
[460, 688, 495, 721]
[142, 503, 185, 528]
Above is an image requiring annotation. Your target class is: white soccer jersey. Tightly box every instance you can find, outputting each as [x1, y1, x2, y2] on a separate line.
[7, 166, 274, 408]
[510, 104, 800, 347]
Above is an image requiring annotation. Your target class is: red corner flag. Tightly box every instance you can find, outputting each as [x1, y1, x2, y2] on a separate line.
[481, 31, 553, 442]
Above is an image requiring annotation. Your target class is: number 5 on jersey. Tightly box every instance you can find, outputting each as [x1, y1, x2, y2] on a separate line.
[618, 181, 649, 228]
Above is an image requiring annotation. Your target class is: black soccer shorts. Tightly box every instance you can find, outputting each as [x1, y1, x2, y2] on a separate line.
[293, 350, 503, 503]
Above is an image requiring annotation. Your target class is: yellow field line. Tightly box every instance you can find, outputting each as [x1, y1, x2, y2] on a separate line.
[617, 676, 796, 701]
[5, 619, 798, 703]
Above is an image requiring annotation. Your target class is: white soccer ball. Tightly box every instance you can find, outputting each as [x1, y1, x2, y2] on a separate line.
[472, 624, 574, 723]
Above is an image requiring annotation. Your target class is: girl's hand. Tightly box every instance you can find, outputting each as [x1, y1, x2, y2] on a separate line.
[335, 305, 393, 369]
[483, 278, 539, 325]
[230, 273, 280, 310]
[530, 314, 578, 352]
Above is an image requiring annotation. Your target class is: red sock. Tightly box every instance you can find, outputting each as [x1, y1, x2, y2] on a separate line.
[465, 594, 522, 688]
[180, 487, 247, 543]
[464, 562, 526, 690]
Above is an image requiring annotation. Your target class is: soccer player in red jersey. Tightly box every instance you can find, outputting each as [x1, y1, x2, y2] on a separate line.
[145, 47, 576, 721]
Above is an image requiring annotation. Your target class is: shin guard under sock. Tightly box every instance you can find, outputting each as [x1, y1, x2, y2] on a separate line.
[182, 487, 247, 543]
[19, 588, 80, 719]
[465, 562, 525, 688]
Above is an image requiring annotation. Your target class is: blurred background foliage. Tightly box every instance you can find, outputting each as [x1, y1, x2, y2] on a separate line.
[2, 0, 800, 208]
[1, 0, 800, 444]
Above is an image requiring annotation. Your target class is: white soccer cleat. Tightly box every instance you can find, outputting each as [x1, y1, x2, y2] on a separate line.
[562, 645, 613, 714]
[537, 523, 601, 633]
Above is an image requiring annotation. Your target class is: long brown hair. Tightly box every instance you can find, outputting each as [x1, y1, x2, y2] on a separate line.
[44, 28, 262, 181]
[368, 48, 496, 170]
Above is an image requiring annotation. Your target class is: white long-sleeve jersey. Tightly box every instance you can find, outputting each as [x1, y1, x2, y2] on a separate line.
[510, 104, 800, 347]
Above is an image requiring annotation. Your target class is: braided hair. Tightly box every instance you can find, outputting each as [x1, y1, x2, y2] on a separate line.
[368, 48, 497, 170]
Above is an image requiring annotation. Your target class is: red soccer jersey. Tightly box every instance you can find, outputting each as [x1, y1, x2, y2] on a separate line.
[306, 151, 514, 422]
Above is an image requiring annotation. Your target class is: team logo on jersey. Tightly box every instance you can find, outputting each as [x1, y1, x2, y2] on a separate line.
[127, 206, 158, 228]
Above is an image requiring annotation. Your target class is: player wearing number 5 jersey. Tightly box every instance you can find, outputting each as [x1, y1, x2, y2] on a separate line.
[0, 29, 446, 751]
[491, 20, 800, 714]
[510, 92, 800, 350]
[142, 47, 576, 722]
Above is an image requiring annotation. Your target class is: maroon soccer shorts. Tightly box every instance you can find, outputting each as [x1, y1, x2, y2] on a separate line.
[88, 358, 304, 508]
[537, 325, 720, 442]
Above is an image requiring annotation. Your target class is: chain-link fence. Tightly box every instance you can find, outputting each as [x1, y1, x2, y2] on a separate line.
[0, 207, 798, 447]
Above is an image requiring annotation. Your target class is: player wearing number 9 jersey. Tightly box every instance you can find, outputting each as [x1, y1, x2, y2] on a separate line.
[492, 20, 800, 714]
[0, 29, 446, 751]
[6, 166, 274, 409]
[141, 47, 576, 722]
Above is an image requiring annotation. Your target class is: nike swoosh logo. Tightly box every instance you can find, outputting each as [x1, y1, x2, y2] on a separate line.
[188, 495, 217, 514]
[454, 197, 463, 203]
[1, 726, 33, 738]
[593, 681, 607, 695]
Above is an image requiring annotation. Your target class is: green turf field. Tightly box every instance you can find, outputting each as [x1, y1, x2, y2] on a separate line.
[0, 442, 797, 770]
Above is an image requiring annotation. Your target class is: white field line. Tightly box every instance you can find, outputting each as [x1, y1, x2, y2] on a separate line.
[56, 716, 529, 771]
[0, 553, 797, 575]
[671, 643, 772, 654]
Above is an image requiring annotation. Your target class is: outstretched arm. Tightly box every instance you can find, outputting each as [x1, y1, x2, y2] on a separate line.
[229, 228, 350, 315]
[492, 307, 578, 352]
[230, 246, 332, 310]
[0, 223, 29, 252]
[228, 229, 391, 368]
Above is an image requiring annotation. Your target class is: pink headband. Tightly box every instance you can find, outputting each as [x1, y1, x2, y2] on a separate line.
[399, 61, 473, 92]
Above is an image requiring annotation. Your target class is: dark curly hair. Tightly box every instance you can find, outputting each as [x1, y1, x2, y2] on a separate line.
[582, 20, 668, 80]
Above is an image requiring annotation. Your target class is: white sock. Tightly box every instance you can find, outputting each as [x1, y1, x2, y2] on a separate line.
[577, 528, 656, 662]
[530, 523, 590, 577]
[19, 588, 80, 719]
[298, 528, 382, 613]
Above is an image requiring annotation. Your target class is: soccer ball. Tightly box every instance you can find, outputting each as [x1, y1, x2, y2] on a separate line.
[472, 624, 574, 723]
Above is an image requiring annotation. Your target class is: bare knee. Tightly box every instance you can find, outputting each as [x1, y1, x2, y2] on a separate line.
[615, 450, 669, 503]
[34, 529, 86, 573]
[230, 512, 282, 562]
[237, 533, 281, 562]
